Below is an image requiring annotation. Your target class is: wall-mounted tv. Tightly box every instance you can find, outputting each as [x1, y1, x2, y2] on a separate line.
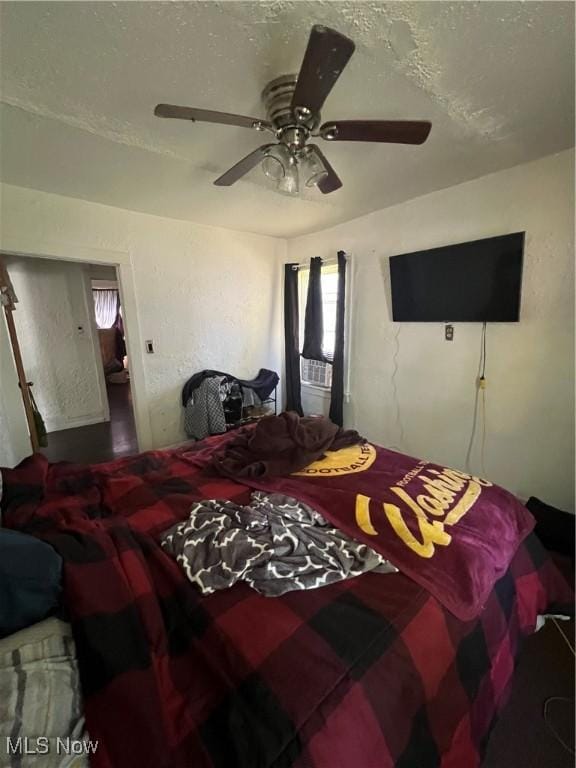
[389, 232, 525, 322]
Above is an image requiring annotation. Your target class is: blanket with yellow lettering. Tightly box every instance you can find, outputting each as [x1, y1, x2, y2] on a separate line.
[202, 439, 535, 620]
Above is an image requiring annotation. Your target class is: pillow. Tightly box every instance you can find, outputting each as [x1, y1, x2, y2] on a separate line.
[0, 529, 63, 638]
[526, 496, 574, 560]
[0, 617, 89, 767]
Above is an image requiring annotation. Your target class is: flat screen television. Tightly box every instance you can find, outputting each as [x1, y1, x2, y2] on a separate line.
[389, 232, 524, 322]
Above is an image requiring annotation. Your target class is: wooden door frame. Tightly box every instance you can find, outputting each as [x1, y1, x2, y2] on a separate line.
[0, 238, 153, 452]
[0, 259, 40, 452]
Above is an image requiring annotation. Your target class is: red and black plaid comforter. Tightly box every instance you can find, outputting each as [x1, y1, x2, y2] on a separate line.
[1, 445, 572, 768]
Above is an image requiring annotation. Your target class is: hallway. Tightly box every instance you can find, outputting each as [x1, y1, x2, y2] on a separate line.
[41, 382, 138, 465]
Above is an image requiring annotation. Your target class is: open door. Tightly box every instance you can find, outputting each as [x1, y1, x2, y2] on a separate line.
[0, 258, 40, 453]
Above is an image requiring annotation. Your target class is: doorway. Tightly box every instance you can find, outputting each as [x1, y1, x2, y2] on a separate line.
[3, 254, 138, 464]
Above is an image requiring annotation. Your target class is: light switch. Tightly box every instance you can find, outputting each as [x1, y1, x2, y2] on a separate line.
[145, 340, 154, 353]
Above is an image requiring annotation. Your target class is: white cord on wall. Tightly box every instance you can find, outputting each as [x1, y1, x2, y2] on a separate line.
[479, 323, 488, 477]
[480, 385, 487, 478]
[465, 387, 481, 474]
[380, 252, 406, 452]
[465, 322, 487, 475]
[389, 323, 405, 451]
[344, 254, 354, 403]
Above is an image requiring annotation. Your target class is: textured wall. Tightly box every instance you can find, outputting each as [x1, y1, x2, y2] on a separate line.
[0, 183, 284, 452]
[288, 150, 575, 510]
[6, 256, 109, 433]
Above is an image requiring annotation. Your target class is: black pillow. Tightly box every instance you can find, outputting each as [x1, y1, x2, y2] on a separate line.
[0, 529, 63, 638]
[526, 497, 575, 560]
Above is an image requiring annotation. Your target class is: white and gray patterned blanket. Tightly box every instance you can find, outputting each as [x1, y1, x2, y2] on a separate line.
[160, 492, 396, 596]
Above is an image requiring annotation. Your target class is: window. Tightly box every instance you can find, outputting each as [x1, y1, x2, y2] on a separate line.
[92, 288, 119, 329]
[319, 268, 339, 361]
[299, 264, 339, 388]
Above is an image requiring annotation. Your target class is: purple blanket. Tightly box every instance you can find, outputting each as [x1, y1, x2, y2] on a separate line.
[200, 440, 535, 620]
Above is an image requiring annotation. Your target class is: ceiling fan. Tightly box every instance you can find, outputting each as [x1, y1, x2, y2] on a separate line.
[154, 24, 431, 195]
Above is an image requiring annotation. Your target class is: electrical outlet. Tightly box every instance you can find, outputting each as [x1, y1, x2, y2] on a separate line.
[445, 324, 454, 341]
[145, 340, 154, 353]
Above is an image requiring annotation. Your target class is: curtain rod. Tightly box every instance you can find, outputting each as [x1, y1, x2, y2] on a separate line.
[290, 253, 348, 270]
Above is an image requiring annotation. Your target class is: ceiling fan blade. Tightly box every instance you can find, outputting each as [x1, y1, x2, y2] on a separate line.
[320, 120, 432, 144]
[214, 144, 276, 186]
[291, 26, 355, 114]
[154, 104, 271, 131]
[308, 145, 342, 194]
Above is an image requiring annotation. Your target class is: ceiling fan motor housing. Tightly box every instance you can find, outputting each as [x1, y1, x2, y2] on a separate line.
[262, 74, 320, 150]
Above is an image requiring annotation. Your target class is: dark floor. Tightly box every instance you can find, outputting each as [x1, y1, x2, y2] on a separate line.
[41, 382, 138, 464]
[484, 617, 574, 767]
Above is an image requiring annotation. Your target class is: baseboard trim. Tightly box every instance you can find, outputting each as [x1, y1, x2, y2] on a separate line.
[46, 414, 110, 434]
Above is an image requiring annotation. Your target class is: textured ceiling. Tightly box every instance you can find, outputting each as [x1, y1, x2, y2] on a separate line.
[0, 1, 574, 238]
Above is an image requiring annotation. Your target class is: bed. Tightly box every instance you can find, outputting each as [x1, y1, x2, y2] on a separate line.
[1, 432, 572, 768]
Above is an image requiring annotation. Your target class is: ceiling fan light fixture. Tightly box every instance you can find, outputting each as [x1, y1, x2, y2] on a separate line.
[261, 154, 285, 180]
[300, 148, 329, 188]
[277, 161, 300, 196]
[261, 144, 293, 181]
[306, 170, 329, 188]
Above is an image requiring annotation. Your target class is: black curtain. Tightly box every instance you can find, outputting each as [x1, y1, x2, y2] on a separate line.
[329, 251, 347, 426]
[301, 256, 326, 361]
[284, 264, 303, 415]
